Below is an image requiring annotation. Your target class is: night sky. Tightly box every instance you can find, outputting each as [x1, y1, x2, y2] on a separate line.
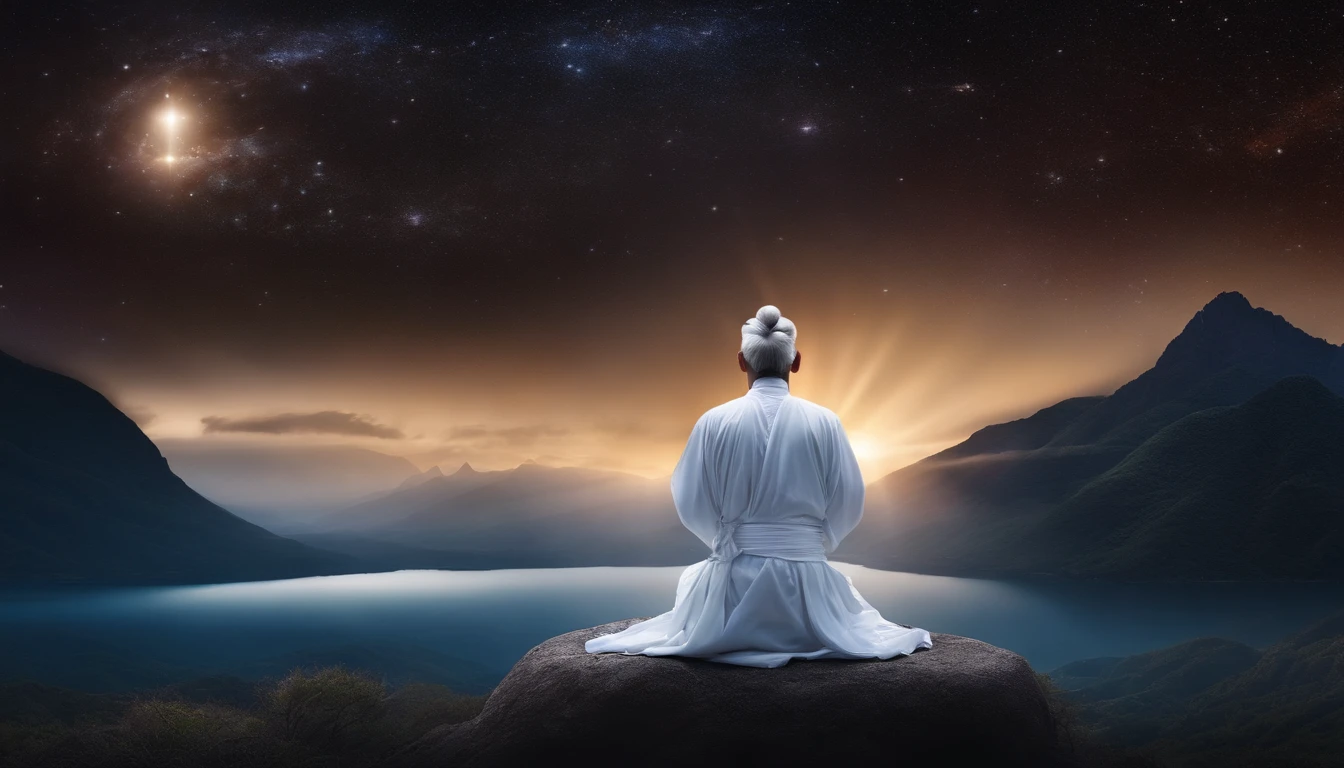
[4, 1, 1344, 480]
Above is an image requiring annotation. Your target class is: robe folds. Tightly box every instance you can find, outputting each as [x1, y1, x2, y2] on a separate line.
[586, 376, 932, 668]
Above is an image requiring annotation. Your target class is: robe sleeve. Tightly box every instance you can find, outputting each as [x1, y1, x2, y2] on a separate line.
[671, 411, 721, 549]
[821, 414, 866, 552]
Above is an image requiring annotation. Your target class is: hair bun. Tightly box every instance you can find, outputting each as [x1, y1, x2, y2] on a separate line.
[756, 305, 781, 330]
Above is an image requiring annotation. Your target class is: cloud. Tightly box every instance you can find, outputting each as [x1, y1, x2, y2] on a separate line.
[201, 411, 404, 439]
[592, 420, 688, 441]
[445, 424, 570, 447]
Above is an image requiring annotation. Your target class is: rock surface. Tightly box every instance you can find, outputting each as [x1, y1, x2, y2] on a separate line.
[393, 618, 1067, 767]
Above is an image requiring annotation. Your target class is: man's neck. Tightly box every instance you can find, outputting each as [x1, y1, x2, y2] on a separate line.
[747, 373, 789, 389]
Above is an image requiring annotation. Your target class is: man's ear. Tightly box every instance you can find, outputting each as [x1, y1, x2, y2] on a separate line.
[791, 350, 802, 373]
[738, 351, 749, 373]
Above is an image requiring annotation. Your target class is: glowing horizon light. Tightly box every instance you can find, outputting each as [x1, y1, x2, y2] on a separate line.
[846, 432, 886, 464]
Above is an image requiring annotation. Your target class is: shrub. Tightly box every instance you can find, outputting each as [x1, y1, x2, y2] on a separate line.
[261, 667, 386, 751]
[0, 668, 483, 768]
[109, 699, 263, 768]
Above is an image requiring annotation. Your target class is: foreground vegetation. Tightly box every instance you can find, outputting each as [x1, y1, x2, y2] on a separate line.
[6, 617, 1344, 768]
[0, 667, 485, 767]
[1046, 613, 1344, 768]
[1040, 670, 1344, 768]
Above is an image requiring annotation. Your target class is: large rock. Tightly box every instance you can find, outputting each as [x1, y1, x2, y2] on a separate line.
[393, 618, 1067, 767]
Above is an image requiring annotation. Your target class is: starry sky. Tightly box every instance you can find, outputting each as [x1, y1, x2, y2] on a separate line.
[4, 0, 1344, 481]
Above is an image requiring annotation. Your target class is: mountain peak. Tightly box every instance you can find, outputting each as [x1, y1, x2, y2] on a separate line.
[1153, 292, 1342, 380]
[453, 462, 477, 476]
[396, 464, 447, 490]
[1203, 290, 1252, 312]
[1190, 291, 1262, 331]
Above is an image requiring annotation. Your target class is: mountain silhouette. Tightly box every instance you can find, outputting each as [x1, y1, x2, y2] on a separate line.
[0, 351, 352, 585]
[318, 462, 504, 532]
[159, 441, 422, 529]
[838, 293, 1344, 580]
[395, 465, 444, 490]
[314, 462, 704, 568]
[1048, 291, 1344, 448]
[1029, 377, 1344, 579]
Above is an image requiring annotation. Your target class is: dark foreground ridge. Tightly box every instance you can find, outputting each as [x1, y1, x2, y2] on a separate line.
[392, 618, 1066, 767]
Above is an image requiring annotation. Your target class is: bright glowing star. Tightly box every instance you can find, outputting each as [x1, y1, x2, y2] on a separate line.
[157, 101, 187, 169]
[800, 124, 816, 133]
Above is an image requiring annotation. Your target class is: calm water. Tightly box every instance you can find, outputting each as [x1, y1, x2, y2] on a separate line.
[3, 564, 1342, 691]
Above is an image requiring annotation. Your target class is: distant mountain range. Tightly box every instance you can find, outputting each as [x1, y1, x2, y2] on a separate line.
[837, 292, 1344, 580]
[0, 352, 352, 585]
[307, 460, 705, 568]
[395, 465, 445, 491]
[1050, 612, 1344, 765]
[159, 441, 423, 531]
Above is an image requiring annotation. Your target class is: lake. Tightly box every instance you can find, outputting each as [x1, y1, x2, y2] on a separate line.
[3, 564, 1342, 694]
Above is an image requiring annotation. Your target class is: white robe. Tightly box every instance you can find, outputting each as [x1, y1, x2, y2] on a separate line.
[586, 376, 932, 667]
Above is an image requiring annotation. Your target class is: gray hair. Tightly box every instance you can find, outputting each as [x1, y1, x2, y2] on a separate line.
[741, 305, 797, 377]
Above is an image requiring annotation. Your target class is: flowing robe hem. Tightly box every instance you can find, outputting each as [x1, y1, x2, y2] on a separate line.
[584, 556, 934, 668]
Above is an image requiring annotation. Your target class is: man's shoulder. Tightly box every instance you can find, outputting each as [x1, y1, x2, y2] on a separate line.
[786, 395, 841, 423]
[698, 397, 748, 425]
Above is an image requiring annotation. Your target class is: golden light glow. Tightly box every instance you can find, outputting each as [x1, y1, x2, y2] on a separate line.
[846, 432, 884, 463]
[163, 155, 176, 164]
[160, 108, 180, 127]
